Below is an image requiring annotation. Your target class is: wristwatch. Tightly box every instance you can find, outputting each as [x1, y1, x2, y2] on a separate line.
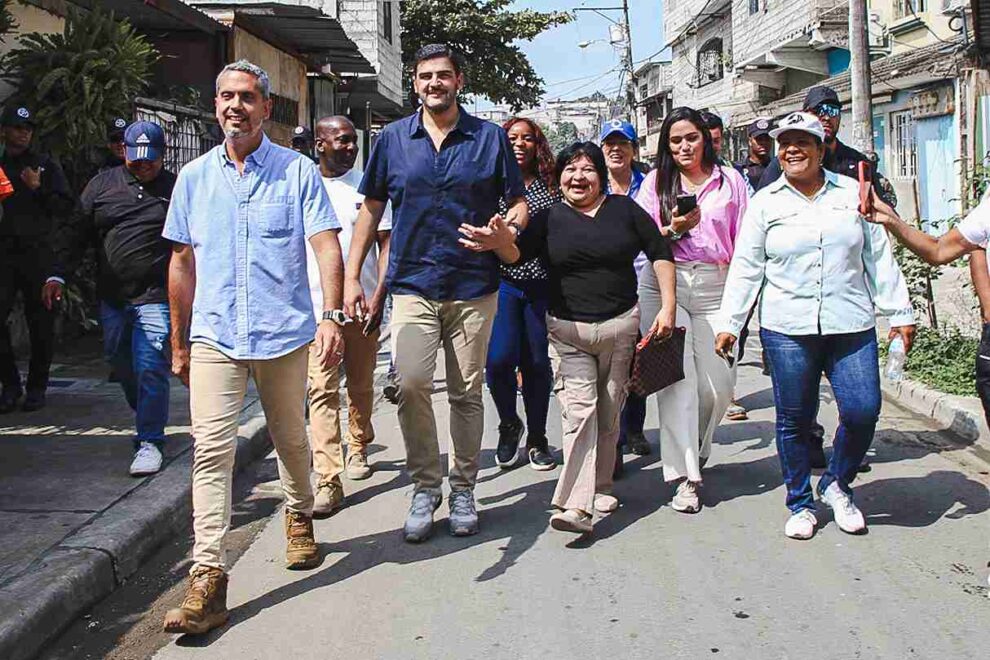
[667, 229, 685, 241]
[321, 309, 348, 326]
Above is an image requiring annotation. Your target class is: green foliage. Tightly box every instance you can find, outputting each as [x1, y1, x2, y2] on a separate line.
[545, 121, 578, 153]
[1, 6, 157, 187]
[882, 326, 977, 396]
[0, 0, 17, 41]
[400, 0, 572, 112]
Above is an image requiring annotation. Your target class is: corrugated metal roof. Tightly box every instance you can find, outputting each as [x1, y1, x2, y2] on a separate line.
[67, 0, 226, 33]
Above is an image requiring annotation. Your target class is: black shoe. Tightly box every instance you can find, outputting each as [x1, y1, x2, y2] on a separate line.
[22, 390, 46, 412]
[626, 431, 650, 456]
[526, 438, 557, 471]
[809, 423, 827, 469]
[613, 450, 624, 480]
[383, 373, 400, 405]
[0, 386, 23, 414]
[495, 419, 524, 468]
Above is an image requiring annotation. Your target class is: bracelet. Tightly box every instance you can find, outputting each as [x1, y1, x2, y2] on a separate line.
[668, 229, 684, 241]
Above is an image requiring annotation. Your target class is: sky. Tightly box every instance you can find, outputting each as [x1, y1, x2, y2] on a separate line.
[474, 0, 667, 109]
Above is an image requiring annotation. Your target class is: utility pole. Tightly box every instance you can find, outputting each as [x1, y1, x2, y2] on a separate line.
[849, 0, 874, 155]
[621, 0, 636, 124]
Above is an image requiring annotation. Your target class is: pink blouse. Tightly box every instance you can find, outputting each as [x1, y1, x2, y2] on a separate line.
[635, 165, 748, 264]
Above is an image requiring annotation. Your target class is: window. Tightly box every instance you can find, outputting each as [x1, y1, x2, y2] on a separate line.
[696, 38, 724, 87]
[894, 0, 926, 20]
[890, 110, 917, 179]
[383, 1, 394, 44]
[749, 0, 760, 15]
[639, 83, 649, 100]
[270, 93, 300, 126]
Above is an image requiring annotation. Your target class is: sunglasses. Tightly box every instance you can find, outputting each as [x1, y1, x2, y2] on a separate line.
[814, 104, 841, 119]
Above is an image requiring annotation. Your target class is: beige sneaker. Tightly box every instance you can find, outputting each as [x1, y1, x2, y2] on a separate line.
[549, 509, 593, 534]
[594, 493, 619, 513]
[313, 479, 344, 517]
[163, 566, 229, 635]
[345, 450, 372, 480]
[285, 510, 320, 570]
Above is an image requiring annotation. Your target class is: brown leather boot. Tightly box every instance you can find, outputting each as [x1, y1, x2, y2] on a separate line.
[162, 566, 229, 635]
[285, 509, 319, 570]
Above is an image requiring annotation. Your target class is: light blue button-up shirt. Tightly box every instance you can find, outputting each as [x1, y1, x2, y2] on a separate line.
[717, 170, 914, 337]
[162, 134, 339, 360]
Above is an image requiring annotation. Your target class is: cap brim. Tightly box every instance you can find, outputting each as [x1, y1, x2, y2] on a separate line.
[749, 129, 771, 138]
[768, 126, 824, 141]
[600, 129, 636, 142]
[3, 118, 35, 128]
[125, 145, 162, 162]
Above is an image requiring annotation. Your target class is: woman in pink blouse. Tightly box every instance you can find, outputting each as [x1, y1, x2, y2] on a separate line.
[635, 107, 748, 513]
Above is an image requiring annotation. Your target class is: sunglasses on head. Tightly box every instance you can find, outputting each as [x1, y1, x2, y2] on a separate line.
[814, 104, 841, 119]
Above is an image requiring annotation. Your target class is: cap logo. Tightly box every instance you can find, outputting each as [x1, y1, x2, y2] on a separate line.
[16, 107, 29, 118]
[114, 118, 127, 129]
[294, 126, 305, 135]
[756, 119, 769, 130]
[610, 119, 623, 128]
[136, 133, 150, 144]
[785, 114, 804, 126]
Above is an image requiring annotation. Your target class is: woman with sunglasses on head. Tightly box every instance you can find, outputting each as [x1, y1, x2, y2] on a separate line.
[715, 112, 914, 540]
[486, 118, 559, 472]
[460, 141, 676, 534]
[634, 107, 749, 514]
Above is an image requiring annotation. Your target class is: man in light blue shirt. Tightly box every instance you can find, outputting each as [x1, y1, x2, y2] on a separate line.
[162, 60, 345, 636]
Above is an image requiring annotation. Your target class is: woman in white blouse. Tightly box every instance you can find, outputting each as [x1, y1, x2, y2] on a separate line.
[714, 112, 916, 541]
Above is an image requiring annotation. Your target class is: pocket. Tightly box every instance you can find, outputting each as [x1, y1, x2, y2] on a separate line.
[255, 199, 295, 238]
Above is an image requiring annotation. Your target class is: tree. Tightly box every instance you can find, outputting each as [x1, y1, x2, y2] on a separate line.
[545, 121, 578, 153]
[401, 0, 572, 112]
[1, 6, 157, 188]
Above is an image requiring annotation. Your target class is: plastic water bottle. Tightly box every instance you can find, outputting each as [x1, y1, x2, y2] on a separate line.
[885, 336, 906, 381]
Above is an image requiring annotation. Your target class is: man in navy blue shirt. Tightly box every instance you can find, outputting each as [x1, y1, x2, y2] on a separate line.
[346, 44, 527, 543]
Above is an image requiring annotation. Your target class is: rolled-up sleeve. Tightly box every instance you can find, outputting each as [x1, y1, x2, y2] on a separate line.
[299, 159, 339, 239]
[716, 199, 768, 336]
[861, 220, 915, 326]
[162, 169, 191, 245]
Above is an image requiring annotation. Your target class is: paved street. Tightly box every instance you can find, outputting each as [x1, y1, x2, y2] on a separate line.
[43, 353, 990, 660]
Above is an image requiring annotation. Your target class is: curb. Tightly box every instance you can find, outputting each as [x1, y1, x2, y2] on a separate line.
[0, 401, 272, 660]
[880, 376, 990, 451]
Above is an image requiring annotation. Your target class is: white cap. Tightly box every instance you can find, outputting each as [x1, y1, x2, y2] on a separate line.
[769, 112, 825, 141]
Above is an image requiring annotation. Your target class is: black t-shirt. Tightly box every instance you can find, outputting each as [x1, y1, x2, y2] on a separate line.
[518, 195, 674, 322]
[55, 165, 176, 305]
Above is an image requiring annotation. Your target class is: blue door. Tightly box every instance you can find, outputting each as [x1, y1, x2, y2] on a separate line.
[916, 114, 957, 235]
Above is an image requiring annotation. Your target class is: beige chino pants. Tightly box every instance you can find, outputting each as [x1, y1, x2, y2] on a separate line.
[189, 343, 313, 572]
[548, 306, 640, 514]
[308, 324, 380, 485]
[391, 292, 498, 493]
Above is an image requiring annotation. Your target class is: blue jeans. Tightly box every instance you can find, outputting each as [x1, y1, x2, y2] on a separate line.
[101, 301, 171, 448]
[760, 328, 881, 512]
[485, 280, 552, 444]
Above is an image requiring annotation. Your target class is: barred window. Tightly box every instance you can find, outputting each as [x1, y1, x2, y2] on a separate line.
[270, 93, 299, 126]
[894, 0, 926, 19]
[697, 38, 724, 87]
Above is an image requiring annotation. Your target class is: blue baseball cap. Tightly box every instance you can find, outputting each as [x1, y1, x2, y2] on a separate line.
[124, 121, 165, 162]
[599, 118, 638, 143]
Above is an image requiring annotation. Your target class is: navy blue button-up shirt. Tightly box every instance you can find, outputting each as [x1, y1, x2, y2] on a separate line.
[359, 108, 525, 301]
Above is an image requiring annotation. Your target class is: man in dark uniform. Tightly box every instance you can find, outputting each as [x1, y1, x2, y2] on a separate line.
[758, 85, 898, 206]
[102, 117, 129, 170]
[44, 121, 175, 475]
[736, 118, 773, 192]
[290, 125, 316, 161]
[0, 105, 74, 413]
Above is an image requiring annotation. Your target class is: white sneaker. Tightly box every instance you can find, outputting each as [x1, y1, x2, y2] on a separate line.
[129, 441, 163, 476]
[594, 493, 619, 513]
[785, 509, 818, 540]
[671, 480, 701, 513]
[819, 481, 866, 534]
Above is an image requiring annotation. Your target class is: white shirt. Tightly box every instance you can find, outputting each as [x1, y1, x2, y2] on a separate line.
[957, 189, 990, 270]
[307, 168, 392, 316]
[716, 171, 914, 337]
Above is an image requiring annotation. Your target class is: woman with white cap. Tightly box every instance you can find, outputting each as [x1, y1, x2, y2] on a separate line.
[714, 112, 915, 540]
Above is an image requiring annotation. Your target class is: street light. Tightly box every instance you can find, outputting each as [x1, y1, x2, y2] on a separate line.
[577, 39, 607, 48]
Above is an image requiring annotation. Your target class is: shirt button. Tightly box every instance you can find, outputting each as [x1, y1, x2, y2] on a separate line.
[137, 194, 143, 199]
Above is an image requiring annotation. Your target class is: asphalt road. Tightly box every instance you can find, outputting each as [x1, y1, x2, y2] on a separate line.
[44, 358, 990, 660]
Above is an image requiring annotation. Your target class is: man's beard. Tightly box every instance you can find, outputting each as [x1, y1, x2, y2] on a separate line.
[824, 133, 836, 145]
[422, 90, 455, 114]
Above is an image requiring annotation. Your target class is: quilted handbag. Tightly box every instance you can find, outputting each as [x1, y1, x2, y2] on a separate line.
[627, 327, 687, 397]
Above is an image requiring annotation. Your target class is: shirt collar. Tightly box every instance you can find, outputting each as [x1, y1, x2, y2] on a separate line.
[409, 105, 478, 138]
[768, 168, 841, 198]
[218, 133, 273, 168]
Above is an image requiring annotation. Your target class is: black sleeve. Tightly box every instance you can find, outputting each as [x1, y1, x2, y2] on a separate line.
[757, 158, 782, 190]
[52, 174, 98, 279]
[629, 198, 674, 263]
[41, 158, 77, 224]
[514, 205, 548, 263]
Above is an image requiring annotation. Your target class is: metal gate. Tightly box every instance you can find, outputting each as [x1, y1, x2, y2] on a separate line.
[133, 97, 220, 172]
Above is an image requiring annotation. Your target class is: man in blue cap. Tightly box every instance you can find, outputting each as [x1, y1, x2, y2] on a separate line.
[599, 119, 652, 463]
[45, 120, 177, 476]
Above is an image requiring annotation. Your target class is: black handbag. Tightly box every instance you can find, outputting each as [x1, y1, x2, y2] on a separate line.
[627, 327, 687, 397]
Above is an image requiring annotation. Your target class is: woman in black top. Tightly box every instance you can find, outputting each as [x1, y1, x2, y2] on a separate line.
[486, 118, 559, 472]
[462, 142, 676, 534]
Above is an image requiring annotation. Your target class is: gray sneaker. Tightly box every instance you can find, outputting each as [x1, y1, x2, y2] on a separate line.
[448, 489, 479, 537]
[403, 490, 442, 543]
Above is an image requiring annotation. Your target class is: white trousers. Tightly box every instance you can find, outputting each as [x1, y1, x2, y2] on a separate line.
[639, 262, 736, 483]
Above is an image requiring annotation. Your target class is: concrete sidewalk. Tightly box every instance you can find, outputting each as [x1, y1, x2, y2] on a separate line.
[0, 337, 269, 660]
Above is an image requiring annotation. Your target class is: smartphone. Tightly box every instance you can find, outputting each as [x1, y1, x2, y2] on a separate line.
[676, 194, 698, 216]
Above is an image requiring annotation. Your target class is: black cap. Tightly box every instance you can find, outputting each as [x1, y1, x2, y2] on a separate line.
[1, 105, 36, 128]
[107, 117, 129, 141]
[291, 126, 313, 143]
[803, 86, 841, 111]
[748, 118, 773, 137]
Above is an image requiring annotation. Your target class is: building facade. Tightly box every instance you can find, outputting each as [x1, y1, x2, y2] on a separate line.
[634, 61, 673, 161]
